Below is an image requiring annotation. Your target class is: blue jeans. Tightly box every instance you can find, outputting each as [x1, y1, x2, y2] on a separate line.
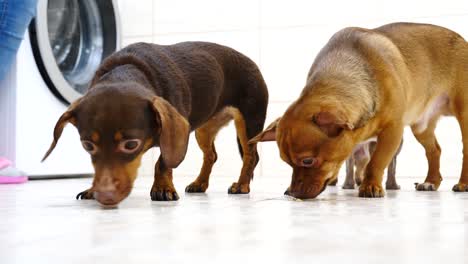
[0, 0, 37, 81]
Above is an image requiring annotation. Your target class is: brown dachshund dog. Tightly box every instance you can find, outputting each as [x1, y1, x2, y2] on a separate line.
[43, 42, 268, 206]
[251, 22, 468, 199]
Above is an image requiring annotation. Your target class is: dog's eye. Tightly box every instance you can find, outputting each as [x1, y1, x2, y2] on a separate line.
[81, 141, 97, 154]
[298, 156, 321, 168]
[125, 140, 139, 150]
[119, 139, 142, 153]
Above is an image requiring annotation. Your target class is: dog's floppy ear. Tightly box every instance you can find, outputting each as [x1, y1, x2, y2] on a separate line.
[248, 118, 280, 144]
[151, 96, 190, 168]
[313, 111, 353, 137]
[42, 98, 82, 162]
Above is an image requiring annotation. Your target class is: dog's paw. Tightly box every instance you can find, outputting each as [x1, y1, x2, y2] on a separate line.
[359, 182, 385, 198]
[342, 182, 355, 189]
[386, 182, 401, 190]
[327, 178, 338, 186]
[414, 182, 438, 191]
[228, 182, 250, 194]
[452, 183, 468, 192]
[76, 189, 95, 200]
[355, 176, 363, 186]
[284, 186, 291, 195]
[185, 181, 208, 193]
[150, 185, 179, 201]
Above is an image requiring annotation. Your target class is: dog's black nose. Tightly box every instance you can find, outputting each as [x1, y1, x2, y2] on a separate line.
[302, 158, 313, 165]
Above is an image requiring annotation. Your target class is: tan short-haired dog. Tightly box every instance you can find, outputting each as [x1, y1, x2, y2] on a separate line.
[251, 23, 468, 199]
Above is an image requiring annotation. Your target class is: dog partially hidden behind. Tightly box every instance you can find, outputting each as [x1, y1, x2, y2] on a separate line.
[332, 139, 403, 190]
[43, 42, 268, 206]
[251, 22, 468, 199]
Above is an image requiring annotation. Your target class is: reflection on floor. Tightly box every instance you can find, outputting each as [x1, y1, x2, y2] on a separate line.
[1, 176, 467, 263]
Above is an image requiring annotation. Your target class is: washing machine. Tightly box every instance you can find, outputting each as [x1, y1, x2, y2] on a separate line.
[0, 0, 121, 178]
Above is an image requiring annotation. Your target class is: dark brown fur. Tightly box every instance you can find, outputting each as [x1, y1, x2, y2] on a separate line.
[44, 42, 268, 206]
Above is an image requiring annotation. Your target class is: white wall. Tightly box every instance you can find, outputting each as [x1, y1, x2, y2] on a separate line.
[117, 0, 468, 181]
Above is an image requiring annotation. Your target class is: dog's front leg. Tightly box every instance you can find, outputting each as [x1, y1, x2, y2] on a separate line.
[150, 156, 179, 201]
[359, 124, 404, 198]
[76, 177, 98, 200]
[76, 188, 95, 200]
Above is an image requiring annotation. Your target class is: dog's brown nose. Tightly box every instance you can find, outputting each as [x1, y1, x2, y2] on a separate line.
[289, 183, 325, 199]
[94, 191, 118, 205]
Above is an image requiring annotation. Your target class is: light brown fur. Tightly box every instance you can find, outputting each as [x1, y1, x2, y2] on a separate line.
[252, 23, 468, 198]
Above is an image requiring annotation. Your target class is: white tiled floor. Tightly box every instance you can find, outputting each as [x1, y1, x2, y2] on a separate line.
[1, 176, 468, 263]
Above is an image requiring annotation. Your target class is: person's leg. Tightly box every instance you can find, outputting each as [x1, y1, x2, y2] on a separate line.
[0, 0, 37, 183]
[0, 0, 37, 81]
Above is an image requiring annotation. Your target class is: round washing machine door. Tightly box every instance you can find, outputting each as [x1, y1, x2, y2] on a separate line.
[29, 0, 121, 104]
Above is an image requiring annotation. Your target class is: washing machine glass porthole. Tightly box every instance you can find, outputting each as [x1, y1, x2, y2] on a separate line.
[48, 0, 103, 94]
[30, 0, 120, 104]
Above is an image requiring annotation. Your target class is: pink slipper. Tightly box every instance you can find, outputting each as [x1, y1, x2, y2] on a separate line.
[0, 157, 28, 184]
[0, 157, 12, 170]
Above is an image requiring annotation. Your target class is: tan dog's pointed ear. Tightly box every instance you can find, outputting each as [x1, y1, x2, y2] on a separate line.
[313, 111, 353, 137]
[151, 96, 190, 168]
[42, 98, 82, 162]
[248, 118, 281, 144]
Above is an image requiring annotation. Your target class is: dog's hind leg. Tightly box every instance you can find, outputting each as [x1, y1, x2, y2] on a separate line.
[228, 107, 266, 194]
[453, 108, 468, 192]
[386, 139, 402, 190]
[185, 111, 232, 193]
[355, 153, 370, 187]
[385, 156, 400, 190]
[235, 136, 261, 170]
[346, 143, 372, 189]
[412, 117, 443, 191]
[342, 156, 355, 189]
